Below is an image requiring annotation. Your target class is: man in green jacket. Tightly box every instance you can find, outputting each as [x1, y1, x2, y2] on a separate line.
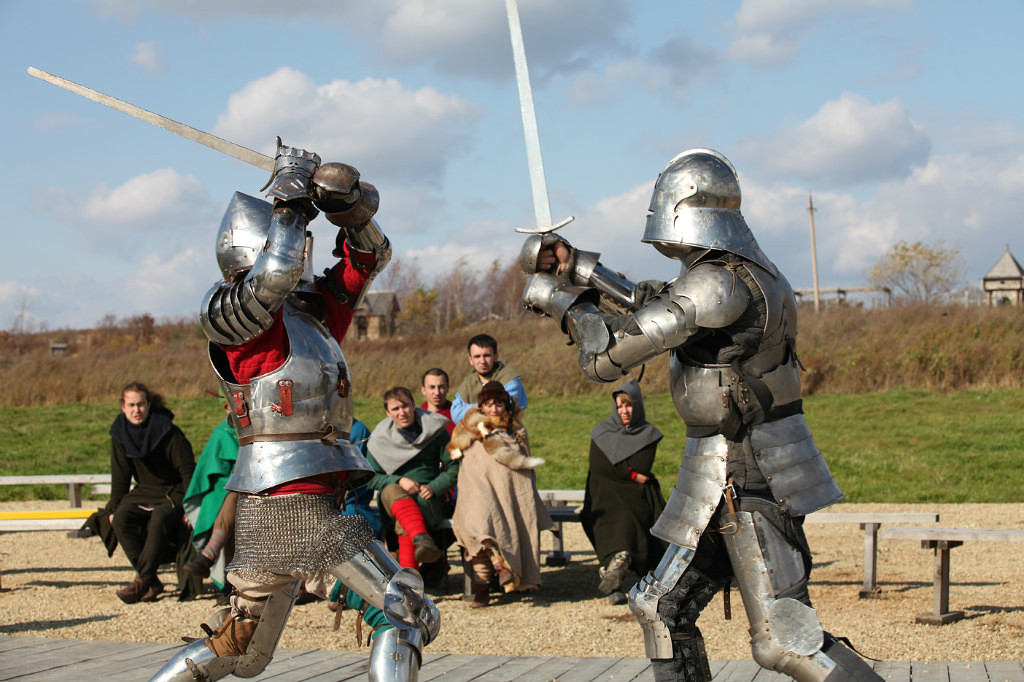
[366, 386, 457, 570]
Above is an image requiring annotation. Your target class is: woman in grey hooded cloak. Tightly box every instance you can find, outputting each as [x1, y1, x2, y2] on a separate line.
[581, 379, 667, 604]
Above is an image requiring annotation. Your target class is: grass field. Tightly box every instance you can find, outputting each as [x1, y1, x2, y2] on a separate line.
[2, 388, 1022, 503]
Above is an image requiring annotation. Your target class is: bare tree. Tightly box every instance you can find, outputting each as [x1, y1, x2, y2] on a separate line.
[866, 240, 965, 304]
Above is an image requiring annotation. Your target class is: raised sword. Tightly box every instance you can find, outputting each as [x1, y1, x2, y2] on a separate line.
[27, 66, 273, 171]
[504, 0, 573, 236]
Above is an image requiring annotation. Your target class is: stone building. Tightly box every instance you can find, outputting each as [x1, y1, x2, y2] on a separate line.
[981, 246, 1024, 306]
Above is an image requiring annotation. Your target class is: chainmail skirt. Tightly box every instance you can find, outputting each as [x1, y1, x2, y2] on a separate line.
[227, 493, 377, 586]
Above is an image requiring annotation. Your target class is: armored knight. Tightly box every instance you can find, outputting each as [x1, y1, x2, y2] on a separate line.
[149, 142, 439, 682]
[520, 149, 883, 682]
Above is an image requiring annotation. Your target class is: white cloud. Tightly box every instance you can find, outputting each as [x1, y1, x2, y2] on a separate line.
[93, 0, 629, 81]
[741, 151, 1024, 287]
[80, 168, 206, 225]
[737, 92, 930, 186]
[118, 246, 211, 316]
[0, 282, 42, 323]
[130, 41, 163, 75]
[211, 67, 481, 184]
[729, 0, 911, 65]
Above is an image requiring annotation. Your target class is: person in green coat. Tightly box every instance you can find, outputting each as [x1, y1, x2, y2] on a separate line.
[182, 400, 239, 588]
[366, 386, 458, 570]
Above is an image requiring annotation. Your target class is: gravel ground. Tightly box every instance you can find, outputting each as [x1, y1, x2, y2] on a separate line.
[1, 501, 1023, 662]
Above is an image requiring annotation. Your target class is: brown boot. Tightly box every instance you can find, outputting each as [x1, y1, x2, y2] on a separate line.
[412, 533, 442, 564]
[116, 576, 147, 604]
[139, 577, 164, 602]
[205, 615, 259, 657]
[469, 583, 490, 608]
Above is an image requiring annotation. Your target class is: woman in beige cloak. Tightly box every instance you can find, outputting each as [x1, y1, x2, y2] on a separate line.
[448, 381, 555, 607]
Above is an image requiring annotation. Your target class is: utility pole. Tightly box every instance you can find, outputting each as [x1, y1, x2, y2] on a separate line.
[808, 193, 820, 312]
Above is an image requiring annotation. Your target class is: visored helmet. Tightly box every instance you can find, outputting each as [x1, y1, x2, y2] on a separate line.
[215, 192, 273, 281]
[642, 148, 777, 276]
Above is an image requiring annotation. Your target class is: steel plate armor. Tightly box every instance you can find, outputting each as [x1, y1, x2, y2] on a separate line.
[210, 303, 372, 494]
[520, 148, 879, 682]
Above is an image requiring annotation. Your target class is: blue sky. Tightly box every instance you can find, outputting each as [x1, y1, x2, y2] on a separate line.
[2, 0, 1022, 330]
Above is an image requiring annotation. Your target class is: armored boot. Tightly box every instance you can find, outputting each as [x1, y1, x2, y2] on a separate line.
[651, 630, 713, 682]
[206, 615, 259, 657]
[599, 551, 631, 595]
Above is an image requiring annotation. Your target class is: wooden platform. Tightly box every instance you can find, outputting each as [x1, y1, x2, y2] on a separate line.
[0, 636, 1021, 682]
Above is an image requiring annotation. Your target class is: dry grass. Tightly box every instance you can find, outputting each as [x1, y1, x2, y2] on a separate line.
[3, 304, 1024, 407]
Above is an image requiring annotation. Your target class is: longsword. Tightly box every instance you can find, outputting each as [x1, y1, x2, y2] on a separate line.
[27, 66, 274, 171]
[504, 0, 573, 236]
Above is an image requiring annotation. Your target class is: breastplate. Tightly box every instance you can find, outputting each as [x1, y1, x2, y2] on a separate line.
[210, 301, 371, 493]
[669, 262, 801, 428]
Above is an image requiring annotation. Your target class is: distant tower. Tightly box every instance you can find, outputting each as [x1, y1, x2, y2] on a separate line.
[981, 245, 1024, 306]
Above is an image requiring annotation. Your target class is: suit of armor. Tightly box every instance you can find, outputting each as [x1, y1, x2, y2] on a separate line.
[149, 144, 437, 682]
[521, 149, 882, 682]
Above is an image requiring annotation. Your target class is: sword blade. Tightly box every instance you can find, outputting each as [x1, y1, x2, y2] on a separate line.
[505, 0, 555, 233]
[27, 66, 274, 171]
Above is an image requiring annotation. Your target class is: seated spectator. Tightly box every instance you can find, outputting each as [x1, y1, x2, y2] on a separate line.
[580, 379, 667, 604]
[366, 387, 458, 570]
[340, 417, 382, 537]
[450, 333, 527, 424]
[420, 367, 454, 435]
[448, 381, 555, 607]
[107, 381, 195, 603]
[182, 397, 239, 587]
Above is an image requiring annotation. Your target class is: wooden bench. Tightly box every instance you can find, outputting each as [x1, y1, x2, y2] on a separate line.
[879, 526, 1024, 624]
[0, 475, 111, 507]
[534, 494, 941, 599]
[804, 512, 940, 597]
[538, 490, 585, 565]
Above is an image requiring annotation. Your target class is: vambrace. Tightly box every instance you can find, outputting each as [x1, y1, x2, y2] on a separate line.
[337, 218, 392, 308]
[245, 205, 310, 312]
[572, 249, 642, 312]
[583, 294, 701, 383]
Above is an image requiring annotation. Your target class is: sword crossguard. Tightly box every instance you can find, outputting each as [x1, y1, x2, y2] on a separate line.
[514, 215, 575, 235]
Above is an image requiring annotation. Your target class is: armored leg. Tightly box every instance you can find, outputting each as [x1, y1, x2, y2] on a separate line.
[722, 509, 882, 682]
[628, 544, 718, 682]
[146, 580, 300, 682]
[330, 539, 441, 682]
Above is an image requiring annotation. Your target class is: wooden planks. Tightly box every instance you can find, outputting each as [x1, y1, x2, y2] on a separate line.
[0, 636, 1022, 681]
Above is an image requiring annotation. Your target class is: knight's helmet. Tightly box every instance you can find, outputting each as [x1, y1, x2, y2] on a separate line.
[215, 191, 316, 286]
[642, 148, 778, 276]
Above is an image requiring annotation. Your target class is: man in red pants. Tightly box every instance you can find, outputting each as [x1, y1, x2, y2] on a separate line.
[366, 386, 458, 570]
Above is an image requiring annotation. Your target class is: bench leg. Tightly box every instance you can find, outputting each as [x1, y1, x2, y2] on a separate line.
[67, 483, 84, 508]
[915, 540, 964, 625]
[545, 521, 570, 566]
[859, 522, 881, 598]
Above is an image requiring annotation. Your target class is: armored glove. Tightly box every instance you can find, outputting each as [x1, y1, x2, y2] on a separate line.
[262, 138, 320, 205]
[634, 279, 667, 307]
[519, 233, 576, 277]
[522, 273, 610, 356]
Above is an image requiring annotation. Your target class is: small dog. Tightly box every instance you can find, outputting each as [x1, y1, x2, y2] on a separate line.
[447, 408, 545, 470]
